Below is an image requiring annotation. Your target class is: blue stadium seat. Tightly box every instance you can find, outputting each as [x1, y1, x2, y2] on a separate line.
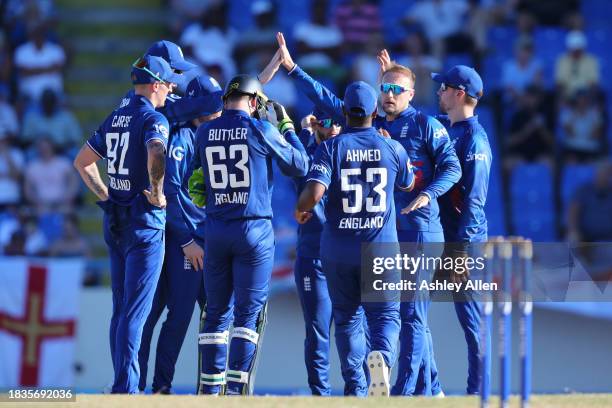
[581, 0, 609, 28]
[477, 106, 498, 158]
[510, 164, 557, 241]
[533, 28, 567, 89]
[482, 54, 506, 91]
[585, 27, 610, 60]
[380, 0, 413, 45]
[228, 0, 255, 30]
[485, 163, 506, 236]
[560, 164, 596, 224]
[487, 26, 516, 58]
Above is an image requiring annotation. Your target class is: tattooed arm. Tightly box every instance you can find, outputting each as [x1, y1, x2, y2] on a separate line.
[143, 140, 166, 208]
[73, 144, 109, 201]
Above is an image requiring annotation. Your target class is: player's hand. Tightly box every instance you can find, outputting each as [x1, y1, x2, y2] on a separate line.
[188, 168, 207, 208]
[258, 49, 282, 85]
[401, 193, 430, 214]
[271, 101, 295, 133]
[294, 210, 313, 224]
[183, 241, 205, 271]
[377, 49, 393, 76]
[143, 189, 166, 208]
[301, 114, 316, 131]
[276, 32, 295, 71]
[447, 245, 470, 284]
[378, 128, 390, 138]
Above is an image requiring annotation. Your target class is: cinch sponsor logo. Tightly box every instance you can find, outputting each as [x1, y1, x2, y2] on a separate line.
[310, 163, 328, 174]
[433, 127, 448, 139]
[466, 152, 487, 161]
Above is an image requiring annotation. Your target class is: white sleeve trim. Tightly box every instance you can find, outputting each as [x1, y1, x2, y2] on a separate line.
[86, 140, 104, 159]
[305, 178, 329, 189]
[180, 238, 195, 248]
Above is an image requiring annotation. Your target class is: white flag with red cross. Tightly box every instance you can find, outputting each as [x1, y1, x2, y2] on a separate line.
[0, 258, 83, 387]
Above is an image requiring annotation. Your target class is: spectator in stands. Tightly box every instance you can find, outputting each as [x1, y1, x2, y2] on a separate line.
[49, 214, 89, 257]
[293, 0, 343, 72]
[0, 132, 25, 207]
[13, 23, 65, 103]
[179, 2, 236, 83]
[333, 0, 382, 54]
[501, 35, 543, 103]
[555, 31, 600, 101]
[234, 0, 278, 67]
[516, 0, 579, 27]
[515, 9, 537, 37]
[4, 215, 48, 256]
[504, 85, 554, 171]
[21, 88, 82, 153]
[0, 33, 11, 88]
[0, 207, 20, 254]
[24, 137, 78, 213]
[352, 33, 385, 87]
[567, 161, 612, 242]
[560, 89, 605, 163]
[395, 31, 442, 108]
[403, 0, 474, 59]
[0, 87, 19, 141]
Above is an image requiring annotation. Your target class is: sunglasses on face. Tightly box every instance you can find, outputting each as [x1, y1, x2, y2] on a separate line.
[439, 82, 463, 92]
[317, 119, 339, 128]
[132, 57, 170, 86]
[380, 83, 409, 95]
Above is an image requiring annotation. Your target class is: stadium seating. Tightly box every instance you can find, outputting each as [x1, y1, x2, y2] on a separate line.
[510, 163, 557, 241]
[560, 163, 596, 225]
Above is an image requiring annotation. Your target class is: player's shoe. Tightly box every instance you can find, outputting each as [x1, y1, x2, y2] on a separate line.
[433, 390, 446, 398]
[367, 350, 390, 397]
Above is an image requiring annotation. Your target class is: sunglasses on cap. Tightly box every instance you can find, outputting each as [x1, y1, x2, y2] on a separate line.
[317, 119, 340, 128]
[132, 57, 170, 85]
[380, 83, 410, 95]
[439, 82, 463, 92]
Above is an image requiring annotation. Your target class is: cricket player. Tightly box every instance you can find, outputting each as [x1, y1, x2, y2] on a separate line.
[296, 81, 415, 397]
[265, 33, 460, 396]
[428, 65, 492, 394]
[292, 107, 340, 395]
[137, 75, 223, 394]
[122, 40, 223, 124]
[73, 55, 180, 393]
[195, 75, 309, 395]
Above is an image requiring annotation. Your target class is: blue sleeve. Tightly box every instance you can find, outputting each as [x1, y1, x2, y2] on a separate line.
[288, 65, 346, 125]
[392, 140, 414, 190]
[258, 120, 309, 177]
[164, 130, 195, 246]
[458, 134, 491, 241]
[158, 92, 224, 124]
[86, 126, 106, 159]
[420, 116, 462, 200]
[144, 113, 169, 149]
[298, 128, 314, 149]
[306, 141, 332, 189]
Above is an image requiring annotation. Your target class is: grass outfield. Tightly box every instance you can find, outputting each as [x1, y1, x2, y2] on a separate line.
[21, 394, 612, 408]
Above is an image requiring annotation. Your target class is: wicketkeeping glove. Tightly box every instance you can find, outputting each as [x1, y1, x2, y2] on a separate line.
[271, 101, 295, 134]
[188, 168, 207, 208]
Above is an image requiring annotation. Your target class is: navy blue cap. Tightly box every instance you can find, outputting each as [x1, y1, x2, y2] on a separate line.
[312, 106, 332, 120]
[431, 65, 483, 99]
[146, 40, 197, 71]
[344, 81, 377, 117]
[185, 75, 223, 115]
[131, 55, 182, 85]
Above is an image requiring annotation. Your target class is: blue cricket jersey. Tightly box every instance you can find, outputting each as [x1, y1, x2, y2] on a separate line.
[194, 109, 309, 221]
[436, 115, 491, 242]
[306, 127, 414, 259]
[294, 129, 326, 259]
[87, 94, 169, 229]
[288, 64, 461, 233]
[165, 122, 207, 246]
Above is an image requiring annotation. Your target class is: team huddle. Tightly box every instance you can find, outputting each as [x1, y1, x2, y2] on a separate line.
[73, 31, 491, 397]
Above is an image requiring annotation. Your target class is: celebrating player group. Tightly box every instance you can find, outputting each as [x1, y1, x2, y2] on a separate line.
[73, 30, 491, 397]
